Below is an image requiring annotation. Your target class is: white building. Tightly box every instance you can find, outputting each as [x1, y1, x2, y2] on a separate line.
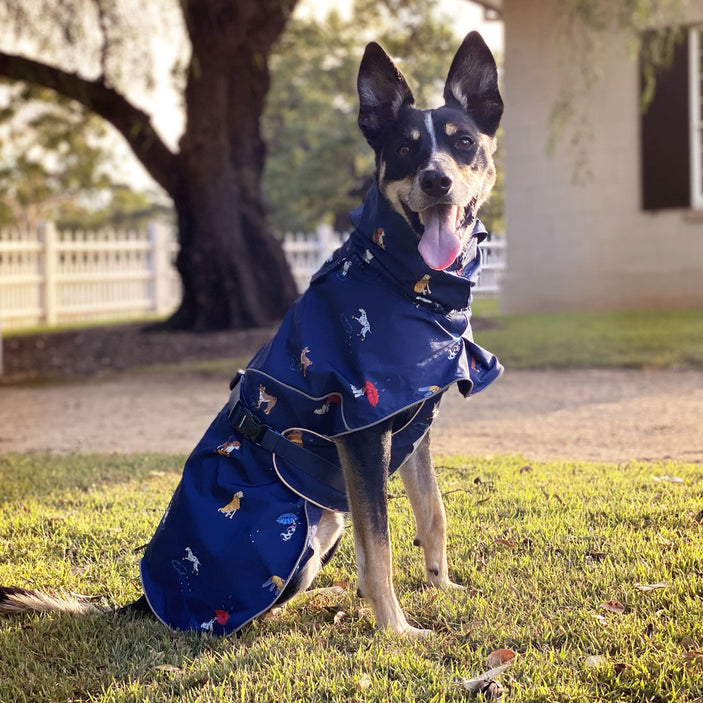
[474, 0, 703, 312]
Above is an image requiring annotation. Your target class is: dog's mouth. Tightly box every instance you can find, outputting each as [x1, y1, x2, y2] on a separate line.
[417, 199, 476, 270]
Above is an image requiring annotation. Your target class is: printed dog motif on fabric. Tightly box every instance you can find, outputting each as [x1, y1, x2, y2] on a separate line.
[257, 385, 277, 415]
[414, 274, 432, 296]
[183, 547, 201, 574]
[201, 609, 230, 633]
[218, 491, 244, 519]
[336, 259, 353, 280]
[216, 437, 241, 456]
[262, 575, 285, 593]
[300, 347, 313, 376]
[351, 308, 372, 340]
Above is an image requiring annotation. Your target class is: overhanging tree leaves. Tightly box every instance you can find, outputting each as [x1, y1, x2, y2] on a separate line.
[0, 0, 300, 330]
[0, 85, 148, 229]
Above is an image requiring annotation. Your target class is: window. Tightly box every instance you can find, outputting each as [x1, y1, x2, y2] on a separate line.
[640, 26, 703, 211]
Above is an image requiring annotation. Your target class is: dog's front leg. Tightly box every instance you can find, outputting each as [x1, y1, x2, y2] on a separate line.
[335, 422, 429, 637]
[398, 433, 462, 589]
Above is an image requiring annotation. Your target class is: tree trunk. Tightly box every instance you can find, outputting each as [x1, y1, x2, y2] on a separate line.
[165, 2, 299, 331]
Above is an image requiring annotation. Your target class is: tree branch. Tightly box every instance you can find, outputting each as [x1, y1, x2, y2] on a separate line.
[0, 51, 180, 198]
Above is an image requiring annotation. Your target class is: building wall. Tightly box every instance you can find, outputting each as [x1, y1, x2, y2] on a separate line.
[500, 0, 703, 313]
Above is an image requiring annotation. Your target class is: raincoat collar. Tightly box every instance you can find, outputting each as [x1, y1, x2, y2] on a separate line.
[347, 183, 487, 313]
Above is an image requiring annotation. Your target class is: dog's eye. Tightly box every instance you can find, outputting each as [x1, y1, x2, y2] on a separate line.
[397, 145, 411, 157]
[455, 136, 474, 150]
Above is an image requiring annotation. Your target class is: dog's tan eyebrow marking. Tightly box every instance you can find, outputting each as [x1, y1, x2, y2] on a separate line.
[444, 123, 459, 137]
[409, 128, 420, 141]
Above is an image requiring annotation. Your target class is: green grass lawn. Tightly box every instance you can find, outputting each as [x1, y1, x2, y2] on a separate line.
[1, 453, 702, 702]
[470, 303, 703, 370]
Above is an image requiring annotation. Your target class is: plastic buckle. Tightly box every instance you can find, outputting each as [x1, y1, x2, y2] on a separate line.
[229, 401, 266, 444]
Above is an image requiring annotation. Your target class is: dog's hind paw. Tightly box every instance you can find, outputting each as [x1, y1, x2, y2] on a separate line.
[382, 623, 432, 638]
[406, 626, 433, 638]
[440, 580, 466, 591]
[426, 571, 465, 590]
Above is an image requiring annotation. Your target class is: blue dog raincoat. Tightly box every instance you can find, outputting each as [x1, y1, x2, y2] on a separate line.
[140, 184, 503, 634]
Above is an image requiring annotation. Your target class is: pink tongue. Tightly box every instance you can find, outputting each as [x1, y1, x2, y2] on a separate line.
[417, 205, 461, 270]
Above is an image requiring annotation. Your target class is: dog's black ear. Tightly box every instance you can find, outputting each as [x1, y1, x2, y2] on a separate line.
[444, 31, 503, 137]
[357, 42, 415, 150]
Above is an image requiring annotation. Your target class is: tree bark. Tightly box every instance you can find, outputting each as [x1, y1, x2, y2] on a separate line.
[0, 0, 300, 331]
[171, 0, 300, 330]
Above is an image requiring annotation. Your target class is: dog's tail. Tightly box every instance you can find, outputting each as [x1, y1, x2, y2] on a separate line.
[0, 585, 100, 616]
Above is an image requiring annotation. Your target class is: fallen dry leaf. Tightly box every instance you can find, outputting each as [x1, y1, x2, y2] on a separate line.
[262, 607, 283, 621]
[305, 585, 346, 597]
[684, 651, 703, 664]
[456, 662, 512, 694]
[494, 538, 516, 549]
[591, 613, 609, 626]
[681, 635, 699, 650]
[153, 664, 182, 673]
[635, 582, 668, 592]
[600, 600, 626, 615]
[652, 475, 684, 484]
[357, 673, 372, 691]
[584, 655, 604, 668]
[486, 648, 516, 668]
[519, 465, 533, 474]
[333, 610, 347, 626]
[482, 680, 505, 699]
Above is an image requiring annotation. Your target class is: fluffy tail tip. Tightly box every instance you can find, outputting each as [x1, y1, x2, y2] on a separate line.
[0, 585, 99, 615]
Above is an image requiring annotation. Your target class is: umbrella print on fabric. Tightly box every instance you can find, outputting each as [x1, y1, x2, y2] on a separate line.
[277, 513, 300, 541]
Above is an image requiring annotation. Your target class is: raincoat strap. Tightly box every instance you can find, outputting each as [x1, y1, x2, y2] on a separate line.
[228, 381, 347, 497]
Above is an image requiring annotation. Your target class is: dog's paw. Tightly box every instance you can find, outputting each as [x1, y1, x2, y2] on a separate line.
[382, 623, 432, 638]
[426, 569, 465, 590]
[405, 626, 433, 638]
[436, 579, 466, 591]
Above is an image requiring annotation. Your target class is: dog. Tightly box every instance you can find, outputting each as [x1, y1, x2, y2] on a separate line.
[0, 31, 503, 637]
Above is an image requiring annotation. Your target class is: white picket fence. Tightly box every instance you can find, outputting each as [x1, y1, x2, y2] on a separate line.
[0, 221, 180, 331]
[0, 222, 506, 332]
[283, 224, 507, 296]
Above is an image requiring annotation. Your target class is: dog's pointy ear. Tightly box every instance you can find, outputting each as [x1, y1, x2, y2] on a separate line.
[357, 42, 415, 150]
[444, 31, 503, 137]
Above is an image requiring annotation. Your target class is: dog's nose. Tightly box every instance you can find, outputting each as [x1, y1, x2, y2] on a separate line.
[420, 170, 453, 197]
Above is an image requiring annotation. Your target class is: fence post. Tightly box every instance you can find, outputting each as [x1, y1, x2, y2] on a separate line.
[40, 221, 58, 325]
[149, 220, 172, 315]
[316, 223, 334, 267]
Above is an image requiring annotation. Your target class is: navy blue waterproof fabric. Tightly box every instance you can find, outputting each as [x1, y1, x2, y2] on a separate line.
[140, 185, 503, 634]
